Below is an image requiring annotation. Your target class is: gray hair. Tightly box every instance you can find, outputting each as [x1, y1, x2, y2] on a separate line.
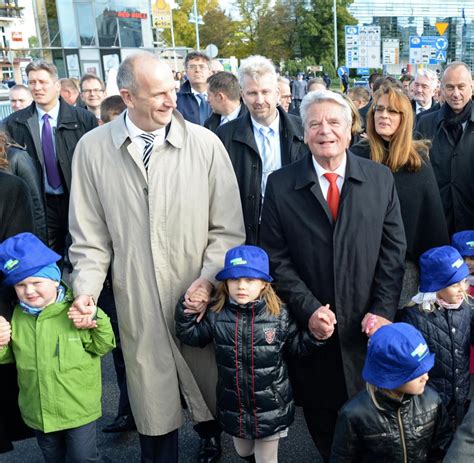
[277, 76, 290, 86]
[238, 55, 277, 89]
[300, 90, 352, 128]
[117, 51, 160, 94]
[441, 61, 472, 84]
[415, 69, 438, 89]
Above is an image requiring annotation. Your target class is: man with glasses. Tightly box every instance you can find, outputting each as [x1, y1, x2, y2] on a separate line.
[80, 74, 106, 121]
[277, 76, 293, 113]
[177, 51, 212, 126]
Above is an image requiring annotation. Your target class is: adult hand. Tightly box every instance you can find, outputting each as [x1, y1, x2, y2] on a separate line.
[68, 295, 97, 329]
[308, 304, 337, 341]
[184, 277, 213, 323]
[0, 316, 12, 347]
[361, 312, 391, 337]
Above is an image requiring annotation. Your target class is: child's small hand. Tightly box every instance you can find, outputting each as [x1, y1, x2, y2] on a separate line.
[361, 313, 391, 337]
[184, 278, 213, 322]
[308, 304, 337, 340]
[0, 316, 12, 347]
[68, 304, 97, 329]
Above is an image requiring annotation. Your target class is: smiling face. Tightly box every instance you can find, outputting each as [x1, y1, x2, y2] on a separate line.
[120, 57, 177, 132]
[81, 77, 105, 110]
[14, 276, 59, 308]
[304, 101, 351, 170]
[28, 69, 60, 112]
[227, 278, 266, 305]
[373, 94, 402, 141]
[437, 280, 467, 305]
[396, 373, 429, 395]
[241, 73, 279, 126]
[442, 65, 472, 114]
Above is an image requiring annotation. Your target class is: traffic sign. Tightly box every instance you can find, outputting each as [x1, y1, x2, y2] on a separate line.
[345, 26, 381, 69]
[435, 22, 449, 36]
[337, 66, 349, 78]
[409, 36, 448, 65]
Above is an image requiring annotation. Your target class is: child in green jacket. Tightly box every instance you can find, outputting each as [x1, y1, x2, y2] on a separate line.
[0, 232, 115, 462]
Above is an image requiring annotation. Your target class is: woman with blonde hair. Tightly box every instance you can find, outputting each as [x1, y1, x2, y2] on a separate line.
[351, 84, 449, 308]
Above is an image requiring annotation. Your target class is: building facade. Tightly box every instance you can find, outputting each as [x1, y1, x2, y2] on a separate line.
[348, 0, 474, 69]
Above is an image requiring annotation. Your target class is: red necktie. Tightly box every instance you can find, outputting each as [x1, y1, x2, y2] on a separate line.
[324, 173, 340, 220]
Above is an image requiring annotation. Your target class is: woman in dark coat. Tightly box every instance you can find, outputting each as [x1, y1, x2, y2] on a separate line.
[0, 131, 47, 243]
[351, 84, 449, 308]
[0, 169, 35, 453]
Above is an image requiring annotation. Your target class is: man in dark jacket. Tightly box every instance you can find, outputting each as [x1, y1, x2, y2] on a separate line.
[176, 51, 212, 125]
[260, 90, 406, 462]
[216, 55, 307, 244]
[411, 69, 440, 122]
[415, 62, 473, 234]
[4, 60, 98, 256]
[204, 71, 247, 132]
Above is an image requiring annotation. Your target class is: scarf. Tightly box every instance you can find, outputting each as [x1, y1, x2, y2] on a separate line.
[443, 99, 472, 146]
[20, 284, 66, 317]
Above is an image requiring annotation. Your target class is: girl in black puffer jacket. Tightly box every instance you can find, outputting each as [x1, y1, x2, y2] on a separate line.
[330, 323, 451, 463]
[176, 245, 318, 463]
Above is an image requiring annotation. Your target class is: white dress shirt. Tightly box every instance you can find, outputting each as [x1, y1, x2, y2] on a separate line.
[312, 155, 347, 200]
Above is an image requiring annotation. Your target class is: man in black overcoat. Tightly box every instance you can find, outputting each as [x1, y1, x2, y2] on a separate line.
[260, 90, 406, 461]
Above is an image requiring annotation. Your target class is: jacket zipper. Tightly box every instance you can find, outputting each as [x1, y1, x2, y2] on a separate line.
[397, 408, 407, 463]
[241, 313, 251, 435]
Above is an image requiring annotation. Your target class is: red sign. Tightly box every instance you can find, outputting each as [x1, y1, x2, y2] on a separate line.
[104, 10, 147, 19]
[11, 32, 23, 42]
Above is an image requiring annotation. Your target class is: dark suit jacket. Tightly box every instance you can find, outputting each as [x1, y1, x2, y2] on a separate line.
[411, 99, 441, 123]
[216, 106, 307, 244]
[415, 103, 474, 233]
[204, 103, 248, 133]
[260, 152, 406, 407]
[4, 97, 98, 195]
[176, 80, 211, 125]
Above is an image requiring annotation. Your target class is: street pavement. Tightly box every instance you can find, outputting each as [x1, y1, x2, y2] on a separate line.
[1, 353, 322, 463]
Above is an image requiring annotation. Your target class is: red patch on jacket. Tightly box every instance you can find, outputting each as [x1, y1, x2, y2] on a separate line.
[264, 328, 276, 344]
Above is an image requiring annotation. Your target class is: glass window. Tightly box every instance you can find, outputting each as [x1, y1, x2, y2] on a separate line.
[57, 0, 78, 48]
[45, 0, 61, 47]
[119, 16, 143, 48]
[76, 2, 97, 46]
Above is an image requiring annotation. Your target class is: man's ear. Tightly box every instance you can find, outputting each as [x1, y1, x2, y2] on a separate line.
[119, 89, 133, 108]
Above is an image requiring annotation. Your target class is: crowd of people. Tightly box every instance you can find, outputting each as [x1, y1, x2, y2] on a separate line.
[0, 50, 472, 463]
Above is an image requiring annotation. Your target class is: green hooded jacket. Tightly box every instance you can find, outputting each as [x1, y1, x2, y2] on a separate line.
[0, 287, 115, 432]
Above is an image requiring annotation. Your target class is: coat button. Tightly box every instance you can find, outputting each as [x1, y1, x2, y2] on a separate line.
[455, 368, 459, 373]
[454, 349, 458, 354]
[248, 194, 255, 200]
[252, 164, 257, 169]
[452, 328, 456, 333]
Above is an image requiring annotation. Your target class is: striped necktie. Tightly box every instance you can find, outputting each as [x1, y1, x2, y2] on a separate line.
[139, 133, 155, 170]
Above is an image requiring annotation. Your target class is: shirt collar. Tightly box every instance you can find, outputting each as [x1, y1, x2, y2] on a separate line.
[222, 104, 242, 123]
[251, 111, 280, 135]
[312, 153, 347, 180]
[191, 87, 207, 98]
[37, 100, 60, 121]
[125, 111, 166, 140]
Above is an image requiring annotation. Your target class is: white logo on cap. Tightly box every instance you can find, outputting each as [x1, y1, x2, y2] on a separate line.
[230, 257, 247, 266]
[451, 258, 463, 269]
[411, 342, 428, 361]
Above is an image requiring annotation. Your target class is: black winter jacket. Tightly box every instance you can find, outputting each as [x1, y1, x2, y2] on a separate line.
[400, 302, 473, 426]
[216, 108, 307, 244]
[175, 298, 318, 439]
[330, 387, 451, 463]
[415, 103, 474, 234]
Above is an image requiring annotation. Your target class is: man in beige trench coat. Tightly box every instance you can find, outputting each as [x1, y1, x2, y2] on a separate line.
[67, 52, 245, 462]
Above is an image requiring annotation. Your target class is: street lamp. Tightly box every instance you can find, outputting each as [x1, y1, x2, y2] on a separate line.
[333, 0, 338, 71]
[188, 0, 204, 50]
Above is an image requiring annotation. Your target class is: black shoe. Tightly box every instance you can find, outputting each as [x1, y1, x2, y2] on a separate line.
[102, 414, 136, 433]
[197, 436, 221, 463]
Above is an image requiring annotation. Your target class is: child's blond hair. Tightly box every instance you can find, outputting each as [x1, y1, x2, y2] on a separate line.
[211, 280, 282, 316]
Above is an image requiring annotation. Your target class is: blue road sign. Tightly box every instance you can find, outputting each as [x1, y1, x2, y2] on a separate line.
[337, 66, 349, 78]
[409, 36, 448, 65]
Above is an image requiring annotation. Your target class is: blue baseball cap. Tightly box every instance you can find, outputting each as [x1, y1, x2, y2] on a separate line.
[363, 323, 435, 389]
[216, 245, 272, 282]
[419, 246, 470, 292]
[0, 233, 61, 286]
[451, 231, 474, 258]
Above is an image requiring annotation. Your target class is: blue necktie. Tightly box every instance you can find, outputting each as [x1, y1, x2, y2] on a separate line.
[41, 114, 62, 189]
[140, 133, 155, 170]
[259, 127, 278, 195]
[197, 94, 210, 125]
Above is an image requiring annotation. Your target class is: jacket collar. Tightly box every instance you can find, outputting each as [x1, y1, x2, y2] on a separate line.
[228, 298, 267, 313]
[178, 79, 193, 95]
[232, 106, 303, 149]
[295, 150, 367, 190]
[11, 97, 79, 127]
[437, 99, 474, 124]
[111, 110, 186, 150]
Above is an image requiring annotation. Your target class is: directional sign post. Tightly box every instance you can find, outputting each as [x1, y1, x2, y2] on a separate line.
[345, 26, 381, 69]
[409, 36, 448, 65]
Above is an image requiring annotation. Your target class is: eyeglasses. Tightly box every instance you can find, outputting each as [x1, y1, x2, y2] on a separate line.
[373, 105, 401, 115]
[187, 64, 209, 71]
[281, 95, 292, 100]
[82, 88, 103, 95]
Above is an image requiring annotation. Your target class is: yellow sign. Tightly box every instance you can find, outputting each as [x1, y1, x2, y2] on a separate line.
[152, 0, 172, 29]
[435, 22, 448, 36]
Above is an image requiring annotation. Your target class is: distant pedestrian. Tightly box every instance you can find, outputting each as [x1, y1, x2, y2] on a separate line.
[292, 73, 307, 110]
[176, 245, 318, 463]
[330, 323, 451, 462]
